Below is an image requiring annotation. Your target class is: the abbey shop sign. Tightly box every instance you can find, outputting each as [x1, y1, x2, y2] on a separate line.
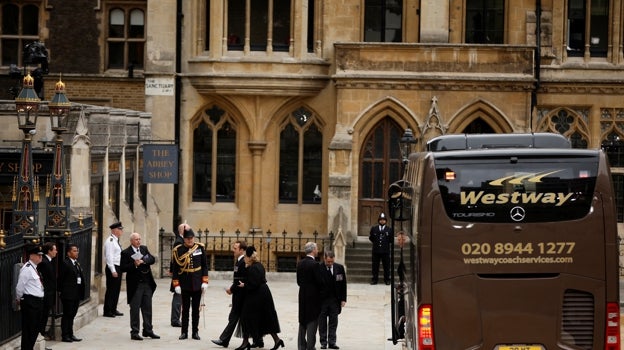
[143, 144, 178, 184]
[0, 152, 53, 179]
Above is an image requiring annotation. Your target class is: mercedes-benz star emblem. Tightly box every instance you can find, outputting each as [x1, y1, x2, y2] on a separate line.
[510, 206, 526, 222]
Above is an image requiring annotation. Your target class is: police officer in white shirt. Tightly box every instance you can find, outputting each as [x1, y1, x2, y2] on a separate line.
[16, 245, 45, 350]
[103, 221, 124, 317]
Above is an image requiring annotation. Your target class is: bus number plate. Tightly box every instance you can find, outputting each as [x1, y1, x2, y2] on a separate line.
[498, 346, 542, 350]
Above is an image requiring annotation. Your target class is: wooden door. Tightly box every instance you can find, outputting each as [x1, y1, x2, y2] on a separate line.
[358, 117, 403, 236]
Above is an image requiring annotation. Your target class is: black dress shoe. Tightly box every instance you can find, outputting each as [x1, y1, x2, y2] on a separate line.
[250, 342, 264, 348]
[385, 280, 391, 285]
[329, 345, 340, 349]
[370, 280, 378, 285]
[103, 313, 115, 318]
[131, 334, 143, 341]
[179, 333, 188, 340]
[142, 331, 160, 339]
[212, 339, 228, 347]
[61, 337, 73, 343]
[45, 347, 53, 350]
[70, 336, 82, 342]
[114, 310, 124, 316]
[270, 339, 285, 350]
[192, 332, 201, 340]
[171, 322, 181, 327]
[320, 346, 327, 349]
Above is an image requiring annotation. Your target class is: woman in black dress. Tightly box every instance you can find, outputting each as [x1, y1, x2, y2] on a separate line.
[235, 246, 284, 350]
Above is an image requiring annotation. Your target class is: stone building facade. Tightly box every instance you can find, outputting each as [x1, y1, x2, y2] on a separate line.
[146, 0, 624, 256]
[0, 0, 623, 274]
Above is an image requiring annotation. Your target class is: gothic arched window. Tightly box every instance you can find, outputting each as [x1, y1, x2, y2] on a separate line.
[193, 105, 237, 202]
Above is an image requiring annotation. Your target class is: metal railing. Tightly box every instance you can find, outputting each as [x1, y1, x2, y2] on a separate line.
[0, 216, 93, 346]
[159, 228, 334, 276]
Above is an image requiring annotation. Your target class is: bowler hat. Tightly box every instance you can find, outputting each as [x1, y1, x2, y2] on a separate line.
[109, 222, 123, 230]
[26, 245, 43, 255]
[183, 228, 195, 238]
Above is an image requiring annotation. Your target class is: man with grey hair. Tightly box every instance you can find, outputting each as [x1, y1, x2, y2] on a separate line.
[121, 232, 159, 340]
[297, 242, 325, 350]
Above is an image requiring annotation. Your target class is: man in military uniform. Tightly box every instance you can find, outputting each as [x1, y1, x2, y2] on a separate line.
[169, 223, 187, 327]
[171, 226, 209, 341]
[103, 221, 124, 317]
[369, 212, 393, 285]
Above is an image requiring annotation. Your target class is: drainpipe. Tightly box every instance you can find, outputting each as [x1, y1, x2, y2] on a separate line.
[173, 0, 182, 229]
[531, 0, 542, 131]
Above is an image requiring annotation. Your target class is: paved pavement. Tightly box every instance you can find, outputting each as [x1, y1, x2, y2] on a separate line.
[11, 276, 623, 350]
[41, 274, 400, 350]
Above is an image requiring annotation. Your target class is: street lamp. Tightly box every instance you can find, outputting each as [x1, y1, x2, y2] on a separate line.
[45, 78, 71, 235]
[12, 73, 41, 240]
[399, 127, 417, 164]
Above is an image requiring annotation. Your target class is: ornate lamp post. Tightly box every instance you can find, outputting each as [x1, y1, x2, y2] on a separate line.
[399, 127, 417, 164]
[12, 73, 41, 241]
[45, 78, 71, 236]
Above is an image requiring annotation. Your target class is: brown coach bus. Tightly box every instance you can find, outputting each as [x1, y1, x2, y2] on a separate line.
[390, 133, 620, 350]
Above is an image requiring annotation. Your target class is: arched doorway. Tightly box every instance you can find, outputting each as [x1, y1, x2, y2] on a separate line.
[358, 117, 403, 236]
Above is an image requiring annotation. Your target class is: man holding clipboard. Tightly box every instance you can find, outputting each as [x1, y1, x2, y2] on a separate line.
[120, 232, 159, 341]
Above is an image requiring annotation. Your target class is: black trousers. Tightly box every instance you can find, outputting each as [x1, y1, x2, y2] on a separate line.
[39, 291, 55, 336]
[104, 265, 121, 315]
[130, 282, 153, 335]
[218, 297, 242, 344]
[318, 298, 340, 346]
[21, 294, 43, 350]
[61, 297, 79, 339]
[181, 289, 202, 333]
[371, 251, 390, 282]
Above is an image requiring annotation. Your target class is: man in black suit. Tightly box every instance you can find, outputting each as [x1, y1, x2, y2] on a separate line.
[58, 243, 84, 343]
[318, 251, 347, 350]
[37, 242, 58, 340]
[297, 241, 325, 350]
[211, 240, 248, 347]
[120, 232, 160, 341]
[369, 212, 393, 285]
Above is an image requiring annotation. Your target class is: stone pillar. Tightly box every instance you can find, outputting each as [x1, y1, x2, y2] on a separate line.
[69, 107, 91, 212]
[249, 141, 267, 228]
[420, 0, 449, 43]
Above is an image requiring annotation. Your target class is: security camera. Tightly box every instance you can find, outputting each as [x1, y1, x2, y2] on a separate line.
[28, 129, 36, 135]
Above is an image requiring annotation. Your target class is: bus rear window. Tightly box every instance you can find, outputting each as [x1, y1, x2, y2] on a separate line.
[436, 158, 598, 223]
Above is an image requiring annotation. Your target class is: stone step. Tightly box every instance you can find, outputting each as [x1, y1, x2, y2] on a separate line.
[344, 240, 403, 284]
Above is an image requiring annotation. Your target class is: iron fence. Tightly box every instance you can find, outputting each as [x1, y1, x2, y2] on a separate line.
[159, 228, 334, 276]
[0, 216, 93, 346]
[0, 233, 23, 344]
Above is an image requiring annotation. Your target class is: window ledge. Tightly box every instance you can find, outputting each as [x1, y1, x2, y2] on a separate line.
[185, 58, 330, 96]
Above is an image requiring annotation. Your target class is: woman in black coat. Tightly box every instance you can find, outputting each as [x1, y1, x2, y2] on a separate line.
[235, 246, 284, 350]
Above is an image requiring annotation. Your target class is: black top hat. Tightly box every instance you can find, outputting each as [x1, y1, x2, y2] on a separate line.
[378, 212, 387, 221]
[245, 245, 256, 257]
[183, 228, 195, 238]
[26, 245, 43, 255]
[109, 222, 123, 230]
